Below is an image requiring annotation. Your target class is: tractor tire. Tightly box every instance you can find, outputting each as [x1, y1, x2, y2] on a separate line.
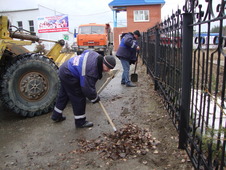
[0, 53, 60, 117]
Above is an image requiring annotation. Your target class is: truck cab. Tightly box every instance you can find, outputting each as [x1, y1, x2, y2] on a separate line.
[76, 23, 113, 56]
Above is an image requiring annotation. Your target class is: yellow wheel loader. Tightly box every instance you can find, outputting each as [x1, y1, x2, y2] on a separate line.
[0, 16, 72, 117]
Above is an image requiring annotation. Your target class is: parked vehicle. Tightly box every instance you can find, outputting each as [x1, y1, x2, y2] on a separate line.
[76, 23, 113, 56]
[0, 16, 73, 117]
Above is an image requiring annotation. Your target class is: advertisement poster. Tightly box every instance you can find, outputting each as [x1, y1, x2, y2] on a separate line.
[38, 14, 69, 33]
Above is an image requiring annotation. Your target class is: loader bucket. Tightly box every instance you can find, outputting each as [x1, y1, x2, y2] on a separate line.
[46, 40, 65, 61]
[55, 53, 75, 67]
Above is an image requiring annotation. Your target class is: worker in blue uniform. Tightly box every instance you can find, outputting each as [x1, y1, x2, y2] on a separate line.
[51, 50, 116, 128]
[116, 30, 141, 87]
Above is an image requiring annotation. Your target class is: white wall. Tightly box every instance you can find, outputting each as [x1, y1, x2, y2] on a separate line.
[0, 5, 75, 51]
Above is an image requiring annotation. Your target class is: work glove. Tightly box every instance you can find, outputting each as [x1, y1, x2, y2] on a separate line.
[130, 60, 136, 65]
[92, 95, 100, 104]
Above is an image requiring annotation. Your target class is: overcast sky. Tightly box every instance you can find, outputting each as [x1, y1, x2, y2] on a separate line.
[37, 0, 187, 29]
[0, 0, 186, 27]
[0, 0, 222, 30]
[37, 0, 186, 22]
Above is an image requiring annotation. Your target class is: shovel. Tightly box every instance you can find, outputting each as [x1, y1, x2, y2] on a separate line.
[131, 52, 139, 82]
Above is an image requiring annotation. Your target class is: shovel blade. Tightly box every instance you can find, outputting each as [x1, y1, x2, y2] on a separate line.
[131, 73, 138, 82]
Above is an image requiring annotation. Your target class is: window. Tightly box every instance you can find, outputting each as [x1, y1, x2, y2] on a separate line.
[17, 21, 23, 30]
[79, 26, 105, 34]
[29, 20, 34, 32]
[91, 26, 105, 34]
[29, 20, 35, 35]
[134, 10, 149, 22]
[79, 26, 91, 34]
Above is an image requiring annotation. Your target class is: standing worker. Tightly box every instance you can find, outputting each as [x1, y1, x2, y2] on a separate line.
[116, 30, 141, 87]
[51, 50, 116, 128]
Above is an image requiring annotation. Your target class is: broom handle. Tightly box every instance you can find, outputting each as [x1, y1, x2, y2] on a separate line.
[99, 101, 117, 132]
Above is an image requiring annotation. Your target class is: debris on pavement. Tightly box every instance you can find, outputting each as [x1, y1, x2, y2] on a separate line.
[71, 124, 160, 160]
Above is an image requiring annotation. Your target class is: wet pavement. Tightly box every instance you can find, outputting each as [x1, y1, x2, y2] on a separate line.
[0, 56, 193, 169]
[0, 57, 140, 167]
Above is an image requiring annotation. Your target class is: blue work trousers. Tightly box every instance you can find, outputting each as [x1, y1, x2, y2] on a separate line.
[120, 58, 131, 85]
[54, 62, 86, 126]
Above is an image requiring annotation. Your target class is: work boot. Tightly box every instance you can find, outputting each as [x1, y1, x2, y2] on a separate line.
[126, 83, 136, 87]
[51, 112, 66, 122]
[76, 121, 93, 128]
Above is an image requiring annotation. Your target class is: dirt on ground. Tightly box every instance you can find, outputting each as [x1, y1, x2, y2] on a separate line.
[0, 57, 194, 170]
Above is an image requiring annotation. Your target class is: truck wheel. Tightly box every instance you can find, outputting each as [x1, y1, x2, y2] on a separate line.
[0, 53, 60, 117]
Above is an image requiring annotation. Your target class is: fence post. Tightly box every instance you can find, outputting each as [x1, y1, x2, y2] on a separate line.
[154, 27, 160, 90]
[179, 13, 193, 149]
[146, 31, 150, 74]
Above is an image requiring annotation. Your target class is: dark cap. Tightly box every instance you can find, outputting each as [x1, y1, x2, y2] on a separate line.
[133, 30, 141, 37]
[103, 55, 116, 69]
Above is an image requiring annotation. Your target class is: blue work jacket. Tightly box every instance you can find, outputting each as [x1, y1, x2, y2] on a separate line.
[116, 32, 138, 62]
[66, 50, 101, 100]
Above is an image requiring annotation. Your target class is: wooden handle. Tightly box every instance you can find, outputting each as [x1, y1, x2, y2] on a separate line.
[99, 101, 117, 131]
[134, 52, 139, 74]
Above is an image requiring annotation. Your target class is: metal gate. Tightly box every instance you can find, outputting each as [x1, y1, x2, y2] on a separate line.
[140, 0, 225, 169]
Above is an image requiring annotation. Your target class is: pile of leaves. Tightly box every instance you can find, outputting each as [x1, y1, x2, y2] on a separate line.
[73, 124, 160, 160]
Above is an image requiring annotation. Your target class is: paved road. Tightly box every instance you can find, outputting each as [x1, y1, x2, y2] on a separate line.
[0, 56, 193, 169]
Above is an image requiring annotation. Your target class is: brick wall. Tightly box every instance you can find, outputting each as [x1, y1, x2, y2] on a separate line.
[113, 27, 127, 53]
[113, 4, 162, 51]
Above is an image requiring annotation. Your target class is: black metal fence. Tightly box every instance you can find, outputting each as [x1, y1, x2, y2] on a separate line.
[140, 0, 225, 169]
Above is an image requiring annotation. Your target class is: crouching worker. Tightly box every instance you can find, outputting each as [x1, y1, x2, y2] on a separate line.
[51, 50, 116, 128]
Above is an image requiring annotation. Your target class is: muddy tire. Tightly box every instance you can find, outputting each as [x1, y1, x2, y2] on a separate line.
[0, 53, 60, 117]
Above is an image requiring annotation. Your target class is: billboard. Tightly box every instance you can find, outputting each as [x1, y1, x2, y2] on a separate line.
[38, 14, 69, 33]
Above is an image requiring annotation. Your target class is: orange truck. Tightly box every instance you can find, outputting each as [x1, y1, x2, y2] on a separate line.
[76, 23, 113, 56]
